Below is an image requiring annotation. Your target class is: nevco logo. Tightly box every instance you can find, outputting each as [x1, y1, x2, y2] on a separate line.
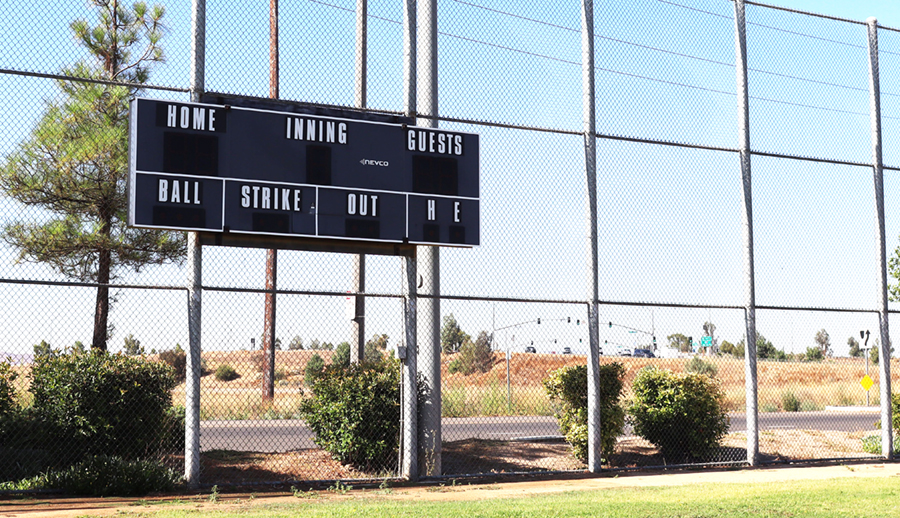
[360, 159, 389, 167]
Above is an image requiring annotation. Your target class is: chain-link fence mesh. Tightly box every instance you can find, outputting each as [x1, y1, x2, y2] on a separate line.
[1, 0, 899, 489]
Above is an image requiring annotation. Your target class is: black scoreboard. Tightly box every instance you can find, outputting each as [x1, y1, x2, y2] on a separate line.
[127, 97, 480, 247]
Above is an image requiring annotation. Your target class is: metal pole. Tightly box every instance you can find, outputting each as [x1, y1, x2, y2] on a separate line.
[401, 252, 418, 481]
[184, 0, 205, 489]
[400, 0, 418, 481]
[262, 0, 279, 402]
[867, 17, 893, 460]
[733, 0, 758, 466]
[351, 0, 368, 364]
[416, 0, 441, 477]
[580, 0, 602, 473]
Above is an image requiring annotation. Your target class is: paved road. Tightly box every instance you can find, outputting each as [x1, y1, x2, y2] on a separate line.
[200, 410, 880, 453]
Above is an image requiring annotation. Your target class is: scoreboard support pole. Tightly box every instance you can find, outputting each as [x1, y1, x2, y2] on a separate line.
[184, 0, 206, 489]
[416, 0, 441, 477]
[351, 0, 368, 364]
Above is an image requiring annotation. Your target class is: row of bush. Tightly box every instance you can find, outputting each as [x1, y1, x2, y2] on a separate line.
[0, 351, 182, 494]
[544, 364, 729, 464]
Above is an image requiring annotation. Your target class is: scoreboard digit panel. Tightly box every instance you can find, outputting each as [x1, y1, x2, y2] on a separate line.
[128, 97, 480, 247]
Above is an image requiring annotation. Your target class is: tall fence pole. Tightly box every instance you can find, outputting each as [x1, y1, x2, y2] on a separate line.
[866, 17, 894, 460]
[185, 0, 206, 489]
[580, 0, 602, 474]
[732, 0, 758, 466]
[262, 0, 279, 403]
[400, 0, 418, 481]
[351, 0, 368, 363]
[416, 0, 441, 477]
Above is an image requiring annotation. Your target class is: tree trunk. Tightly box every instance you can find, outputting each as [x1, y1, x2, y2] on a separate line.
[92, 217, 112, 352]
[92, 247, 111, 351]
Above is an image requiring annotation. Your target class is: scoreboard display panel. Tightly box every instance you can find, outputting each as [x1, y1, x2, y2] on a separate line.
[127, 97, 480, 247]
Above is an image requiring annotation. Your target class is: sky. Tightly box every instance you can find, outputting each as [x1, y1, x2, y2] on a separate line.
[3, 0, 900, 361]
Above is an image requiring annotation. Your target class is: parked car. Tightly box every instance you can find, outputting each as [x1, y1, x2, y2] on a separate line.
[633, 349, 655, 358]
[524, 346, 537, 353]
[562, 347, 572, 355]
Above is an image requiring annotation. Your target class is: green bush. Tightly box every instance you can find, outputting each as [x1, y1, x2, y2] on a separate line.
[160, 406, 185, 454]
[781, 391, 801, 412]
[0, 361, 17, 415]
[684, 356, 718, 377]
[628, 367, 729, 462]
[298, 359, 401, 469]
[332, 341, 382, 368]
[861, 434, 900, 455]
[543, 362, 626, 462]
[30, 351, 177, 462]
[305, 354, 326, 385]
[214, 364, 240, 381]
[0, 409, 55, 481]
[158, 348, 186, 383]
[6, 455, 180, 496]
[448, 331, 494, 375]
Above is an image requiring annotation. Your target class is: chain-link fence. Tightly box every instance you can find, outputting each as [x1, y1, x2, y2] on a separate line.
[1, 0, 899, 489]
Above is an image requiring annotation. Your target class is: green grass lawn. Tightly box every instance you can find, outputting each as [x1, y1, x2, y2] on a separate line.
[110, 475, 900, 518]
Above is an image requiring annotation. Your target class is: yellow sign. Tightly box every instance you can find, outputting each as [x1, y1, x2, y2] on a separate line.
[860, 375, 874, 391]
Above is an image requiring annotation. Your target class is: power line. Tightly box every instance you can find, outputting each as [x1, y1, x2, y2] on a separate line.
[450, 0, 891, 96]
[308, 0, 898, 119]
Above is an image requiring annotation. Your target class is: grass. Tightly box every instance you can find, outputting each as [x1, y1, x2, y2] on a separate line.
[102, 476, 900, 517]
[442, 380, 552, 417]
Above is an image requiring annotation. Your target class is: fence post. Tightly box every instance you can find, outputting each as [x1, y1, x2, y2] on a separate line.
[184, 0, 206, 489]
[866, 17, 893, 460]
[732, 0, 758, 466]
[401, 253, 419, 480]
[580, 0, 602, 473]
[400, 0, 418, 481]
[351, 0, 367, 364]
[416, 0, 441, 477]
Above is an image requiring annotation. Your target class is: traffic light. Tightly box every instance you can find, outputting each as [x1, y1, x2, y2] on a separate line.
[608, 322, 612, 328]
[537, 318, 541, 324]
[652, 336, 657, 346]
[567, 317, 571, 323]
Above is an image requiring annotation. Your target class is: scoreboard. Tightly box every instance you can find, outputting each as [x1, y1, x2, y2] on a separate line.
[127, 97, 480, 247]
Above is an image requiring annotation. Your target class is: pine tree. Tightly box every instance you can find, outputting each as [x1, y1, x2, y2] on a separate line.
[0, 1, 183, 351]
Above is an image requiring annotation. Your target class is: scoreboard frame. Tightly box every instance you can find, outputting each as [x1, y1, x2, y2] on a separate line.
[127, 94, 480, 251]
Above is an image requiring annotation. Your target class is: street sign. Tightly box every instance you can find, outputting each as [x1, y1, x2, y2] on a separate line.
[860, 375, 874, 391]
[127, 97, 480, 247]
[700, 336, 712, 348]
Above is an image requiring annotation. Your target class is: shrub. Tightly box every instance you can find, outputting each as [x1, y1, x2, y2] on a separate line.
[305, 354, 326, 385]
[298, 359, 401, 469]
[861, 434, 900, 455]
[804, 346, 824, 362]
[543, 362, 626, 462]
[684, 356, 718, 377]
[449, 331, 494, 375]
[158, 348, 186, 383]
[160, 406, 185, 454]
[781, 391, 801, 412]
[30, 351, 177, 462]
[332, 341, 382, 368]
[628, 367, 729, 462]
[0, 361, 17, 415]
[9, 455, 180, 496]
[214, 364, 240, 381]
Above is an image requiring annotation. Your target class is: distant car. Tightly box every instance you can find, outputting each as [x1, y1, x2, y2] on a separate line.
[524, 346, 537, 354]
[562, 347, 572, 355]
[620, 349, 632, 357]
[633, 349, 655, 358]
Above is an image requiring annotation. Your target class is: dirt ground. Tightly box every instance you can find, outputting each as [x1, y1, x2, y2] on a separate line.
[175, 425, 878, 487]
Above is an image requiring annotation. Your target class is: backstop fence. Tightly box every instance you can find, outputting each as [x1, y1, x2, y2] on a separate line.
[1, 0, 899, 488]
